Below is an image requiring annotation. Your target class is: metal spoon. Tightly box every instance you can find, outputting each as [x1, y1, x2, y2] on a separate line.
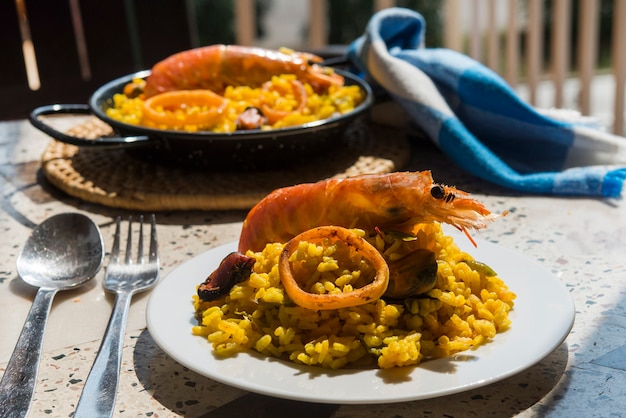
[0, 213, 104, 418]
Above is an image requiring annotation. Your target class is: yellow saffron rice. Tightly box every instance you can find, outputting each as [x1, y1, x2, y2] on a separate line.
[192, 223, 516, 369]
[105, 74, 365, 133]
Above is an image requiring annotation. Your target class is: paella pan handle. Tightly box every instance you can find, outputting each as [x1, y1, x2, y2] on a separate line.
[29, 104, 150, 147]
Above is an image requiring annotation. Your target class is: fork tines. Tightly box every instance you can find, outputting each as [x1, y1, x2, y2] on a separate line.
[111, 214, 158, 265]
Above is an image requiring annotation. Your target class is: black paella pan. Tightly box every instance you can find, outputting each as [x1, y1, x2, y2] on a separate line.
[29, 68, 373, 169]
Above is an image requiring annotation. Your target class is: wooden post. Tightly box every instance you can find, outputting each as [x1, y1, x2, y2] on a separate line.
[551, 0, 571, 108]
[443, 0, 462, 52]
[505, 0, 519, 86]
[235, 0, 255, 46]
[612, 0, 626, 134]
[577, 0, 599, 115]
[526, 0, 543, 105]
[308, 0, 327, 49]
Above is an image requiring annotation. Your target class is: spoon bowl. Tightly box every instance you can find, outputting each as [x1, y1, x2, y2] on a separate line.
[17, 213, 105, 289]
[0, 213, 104, 418]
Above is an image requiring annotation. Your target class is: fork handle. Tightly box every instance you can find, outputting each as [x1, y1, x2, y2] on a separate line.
[74, 291, 132, 418]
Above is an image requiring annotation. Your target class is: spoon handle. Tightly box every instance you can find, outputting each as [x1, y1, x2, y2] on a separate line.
[74, 291, 132, 418]
[0, 288, 57, 418]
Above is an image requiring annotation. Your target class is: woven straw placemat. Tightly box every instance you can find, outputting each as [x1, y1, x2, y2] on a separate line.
[40, 117, 411, 211]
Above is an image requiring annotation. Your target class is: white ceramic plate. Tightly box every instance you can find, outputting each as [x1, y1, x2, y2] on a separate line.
[146, 230, 575, 404]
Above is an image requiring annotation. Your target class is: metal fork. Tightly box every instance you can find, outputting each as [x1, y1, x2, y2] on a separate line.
[74, 215, 159, 418]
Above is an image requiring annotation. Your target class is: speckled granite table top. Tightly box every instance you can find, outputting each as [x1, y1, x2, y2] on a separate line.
[1, 117, 625, 417]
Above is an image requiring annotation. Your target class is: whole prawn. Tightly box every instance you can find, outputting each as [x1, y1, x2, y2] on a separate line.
[238, 171, 499, 252]
[144, 44, 344, 98]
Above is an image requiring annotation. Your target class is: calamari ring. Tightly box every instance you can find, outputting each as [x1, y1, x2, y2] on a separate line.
[278, 226, 389, 311]
[141, 89, 228, 129]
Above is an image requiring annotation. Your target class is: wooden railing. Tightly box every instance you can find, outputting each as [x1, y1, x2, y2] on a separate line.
[3, 0, 625, 135]
[440, 0, 626, 135]
[233, 0, 626, 135]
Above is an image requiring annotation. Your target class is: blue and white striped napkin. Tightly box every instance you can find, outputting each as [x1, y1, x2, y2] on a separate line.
[347, 7, 626, 197]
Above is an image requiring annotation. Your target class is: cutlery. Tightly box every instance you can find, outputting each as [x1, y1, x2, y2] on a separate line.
[74, 215, 159, 418]
[0, 213, 105, 418]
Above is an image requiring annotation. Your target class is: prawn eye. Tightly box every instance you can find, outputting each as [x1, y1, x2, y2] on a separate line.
[430, 185, 446, 200]
[430, 185, 456, 203]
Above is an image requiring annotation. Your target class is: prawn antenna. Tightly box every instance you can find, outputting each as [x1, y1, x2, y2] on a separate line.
[459, 226, 478, 248]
